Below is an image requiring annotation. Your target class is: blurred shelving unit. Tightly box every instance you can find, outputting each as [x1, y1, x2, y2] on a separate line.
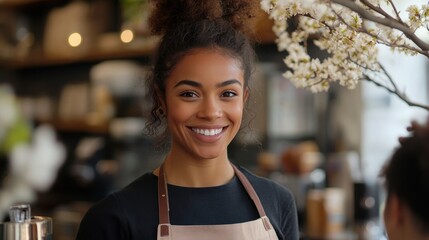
[0, 1, 158, 218]
[1, 43, 157, 70]
[37, 118, 109, 134]
[0, 0, 59, 8]
[0, 0, 159, 133]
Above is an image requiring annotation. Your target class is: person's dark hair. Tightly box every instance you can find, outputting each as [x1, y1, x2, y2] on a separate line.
[381, 119, 429, 234]
[144, 0, 259, 148]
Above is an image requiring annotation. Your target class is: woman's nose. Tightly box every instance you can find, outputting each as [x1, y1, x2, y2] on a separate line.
[197, 97, 223, 120]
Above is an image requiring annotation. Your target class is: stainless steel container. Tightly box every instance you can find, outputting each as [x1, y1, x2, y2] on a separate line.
[1, 204, 53, 240]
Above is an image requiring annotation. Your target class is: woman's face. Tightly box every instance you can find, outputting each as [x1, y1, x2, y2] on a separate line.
[383, 196, 394, 239]
[163, 48, 247, 161]
[383, 194, 401, 240]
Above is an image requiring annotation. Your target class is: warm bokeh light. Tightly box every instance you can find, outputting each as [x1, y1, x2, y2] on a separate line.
[68, 33, 82, 47]
[120, 29, 134, 43]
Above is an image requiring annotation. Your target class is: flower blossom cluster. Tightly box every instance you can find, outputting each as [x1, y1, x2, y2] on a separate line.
[0, 125, 65, 220]
[260, 0, 429, 93]
[0, 85, 66, 220]
[406, 4, 429, 32]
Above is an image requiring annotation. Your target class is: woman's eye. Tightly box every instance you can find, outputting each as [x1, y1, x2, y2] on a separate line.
[180, 91, 198, 98]
[221, 91, 237, 98]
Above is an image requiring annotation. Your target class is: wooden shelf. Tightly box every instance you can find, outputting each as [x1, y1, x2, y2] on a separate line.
[2, 46, 156, 70]
[0, 0, 57, 8]
[38, 118, 109, 134]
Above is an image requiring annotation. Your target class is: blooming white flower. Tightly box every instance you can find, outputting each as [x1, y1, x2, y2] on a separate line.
[421, 4, 429, 27]
[273, 20, 288, 36]
[260, 0, 273, 12]
[259, 0, 395, 93]
[0, 125, 65, 220]
[10, 125, 66, 192]
[407, 5, 422, 30]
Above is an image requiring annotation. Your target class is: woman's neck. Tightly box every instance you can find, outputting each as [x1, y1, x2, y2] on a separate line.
[156, 151, 234, 188]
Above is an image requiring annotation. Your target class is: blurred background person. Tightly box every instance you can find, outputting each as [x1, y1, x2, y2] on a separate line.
[381, 119, 429, 240]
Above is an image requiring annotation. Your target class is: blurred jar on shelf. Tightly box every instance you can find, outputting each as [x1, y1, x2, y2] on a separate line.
[281, 141, 323, 174]
[0, 10, 34, 61]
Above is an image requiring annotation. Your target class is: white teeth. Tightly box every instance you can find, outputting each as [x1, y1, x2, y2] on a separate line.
[192, 128, 223, 136]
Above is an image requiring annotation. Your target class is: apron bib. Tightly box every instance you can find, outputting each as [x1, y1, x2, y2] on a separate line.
[157, 164, 279, 240]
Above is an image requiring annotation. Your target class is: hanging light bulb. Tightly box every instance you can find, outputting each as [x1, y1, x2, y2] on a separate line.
[68, 32, 82, 47]
[120, 29, 134, 43]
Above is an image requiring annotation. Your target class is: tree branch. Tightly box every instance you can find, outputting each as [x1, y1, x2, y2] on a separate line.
[357, 26, 429, 57]
[331, 0, 429, 54]
[327, 5, 429, 57]
[363, 74, 429, 111]
[360, 0, 394, 20]
[387, 0, 403, 23]
[378, 62, 399, 92]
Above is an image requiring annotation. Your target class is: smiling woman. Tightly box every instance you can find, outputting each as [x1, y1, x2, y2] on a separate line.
[75, 1, 299, 240]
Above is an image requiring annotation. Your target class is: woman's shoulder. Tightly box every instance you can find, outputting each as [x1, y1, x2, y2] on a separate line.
[84, 172, 158, 218]
[237, 166, 295, 202]
[110, 171, 158, 207]
[119, 171, 158, 195]
[76, 172, 159, 239]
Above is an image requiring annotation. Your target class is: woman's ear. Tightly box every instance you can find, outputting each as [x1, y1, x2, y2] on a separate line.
[243, 87, 249, 103]
[155, 87, 166, 110]
[385, 194, 405, 229]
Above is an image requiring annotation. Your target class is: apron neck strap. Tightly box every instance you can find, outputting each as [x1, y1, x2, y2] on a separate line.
[231, 164, 267, 218]
[157, 163, 268, 226]
[158, 164, 170, 225]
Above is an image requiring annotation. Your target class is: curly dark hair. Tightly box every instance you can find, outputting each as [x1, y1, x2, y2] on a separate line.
[144, 0, 259, 148]
[381, 119, 429, 234]
[149, 0, 257, 36]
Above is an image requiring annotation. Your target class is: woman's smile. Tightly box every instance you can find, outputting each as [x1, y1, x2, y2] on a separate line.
[190, 127, 224, 137]
[187, 125, 229, 144]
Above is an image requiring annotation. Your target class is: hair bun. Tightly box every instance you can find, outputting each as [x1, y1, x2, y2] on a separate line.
[149, 0, 258, 36]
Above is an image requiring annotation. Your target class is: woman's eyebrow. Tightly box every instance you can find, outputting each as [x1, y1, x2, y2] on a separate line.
[174, 79, 242, 88]
[174, 80, 201, 88]
[216, 79, 242, 88]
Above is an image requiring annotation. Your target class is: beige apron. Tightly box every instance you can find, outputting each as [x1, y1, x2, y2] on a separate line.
[157, 164, 279, 240]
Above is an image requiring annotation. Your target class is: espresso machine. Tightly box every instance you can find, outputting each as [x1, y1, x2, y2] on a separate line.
[1, 204, 52, 240]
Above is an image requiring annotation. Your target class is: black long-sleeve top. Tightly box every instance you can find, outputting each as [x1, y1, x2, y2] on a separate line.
[76, 166, 299, 240]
